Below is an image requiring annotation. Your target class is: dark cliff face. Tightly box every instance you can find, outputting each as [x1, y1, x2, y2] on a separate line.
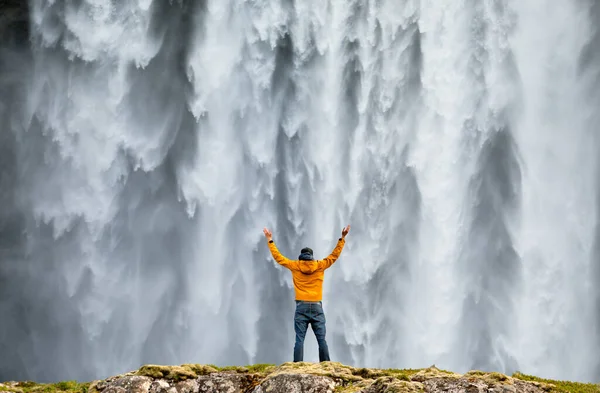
[0, 0, 30, 261]
[0, 0, 30, 383]
[0, 0, 29, 47]
[0, 0, 30, 244]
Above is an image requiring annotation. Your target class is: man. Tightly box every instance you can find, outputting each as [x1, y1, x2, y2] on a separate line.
[262, 225, 350, 362]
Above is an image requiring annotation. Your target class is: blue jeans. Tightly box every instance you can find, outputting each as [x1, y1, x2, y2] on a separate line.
[293, 301, 330, 362]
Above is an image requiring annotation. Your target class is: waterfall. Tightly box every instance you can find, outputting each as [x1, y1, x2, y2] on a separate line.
[0, 0, 598, 384]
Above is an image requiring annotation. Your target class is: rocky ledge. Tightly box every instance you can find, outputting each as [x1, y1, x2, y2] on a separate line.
[1, 362, 599, 393]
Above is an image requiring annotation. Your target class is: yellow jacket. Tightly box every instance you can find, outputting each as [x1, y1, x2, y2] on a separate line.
[267, 238, 346, 301]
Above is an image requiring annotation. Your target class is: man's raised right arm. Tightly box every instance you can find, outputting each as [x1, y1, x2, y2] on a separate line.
[318, 225, 350, 270]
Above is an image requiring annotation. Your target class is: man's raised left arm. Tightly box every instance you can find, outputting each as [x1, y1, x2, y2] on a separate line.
[263, 228, 297, 270]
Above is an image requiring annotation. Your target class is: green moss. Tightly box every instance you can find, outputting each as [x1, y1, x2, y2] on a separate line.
[409, 366, 461, 382]
[133, 363, 273, 382]
[135, 364, 214, 381]
[270, 362, 427, 392]
[179, 364, 219, 375]
[334, 382, 364, 393]
[369, 377, 424, 393]
[0, 381, 90, 393]
[380, 368, 423, 381]
[204, 364, 275, 375]
[513, 372, 600, 393]
[245, 364, 276, 374]
[208, 365, 244, 372]
[275, 362, 363, 383]
[465, 370, 510, 385]
[347, 368, 419, 382]
[14, 383, 36, 389]
[337, 382, 379, 393]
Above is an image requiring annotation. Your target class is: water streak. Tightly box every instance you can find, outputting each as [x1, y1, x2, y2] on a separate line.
[0, 0, 599, 384]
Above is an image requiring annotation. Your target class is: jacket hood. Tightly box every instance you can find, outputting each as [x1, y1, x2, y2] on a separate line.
[298, 248, 317, 274]
[298, 260, 318, 274]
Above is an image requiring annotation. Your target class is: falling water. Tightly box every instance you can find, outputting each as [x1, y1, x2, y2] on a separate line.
[1, 0, 599, 384]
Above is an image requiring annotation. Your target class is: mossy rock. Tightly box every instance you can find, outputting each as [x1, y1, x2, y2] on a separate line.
[271, 362, 425, 392]
[6, 363, 600, 393]
[208, 364, 275, 374]
[363, 377, 424, 393]
[464, 370, 511, 385]
[351, 367, 414, 381]
[180, 364, 220, 375]
[273, 362, 364, 383]
[334, 381, 368, 393]
[135, 364, 217, 381]
[133, 363, 275, 382]
[409, 366, 460, 382]
[0, 380, 90, 393]
[512, 372, 600, 393]
[241, 364, 276, 374]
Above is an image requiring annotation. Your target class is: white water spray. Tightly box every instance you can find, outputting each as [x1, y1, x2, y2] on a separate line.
[0, 0, 598, 384]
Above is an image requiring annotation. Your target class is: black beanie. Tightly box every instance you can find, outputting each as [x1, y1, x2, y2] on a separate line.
[299, 247, 314, 260]
[301, 247, 313, 255]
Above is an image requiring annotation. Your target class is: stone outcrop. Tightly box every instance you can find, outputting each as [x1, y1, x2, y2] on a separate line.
[81, 362, 558, 393]
[3, 362, 596, 393]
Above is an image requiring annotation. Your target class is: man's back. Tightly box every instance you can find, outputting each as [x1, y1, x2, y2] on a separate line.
[267, 238, 345, 301]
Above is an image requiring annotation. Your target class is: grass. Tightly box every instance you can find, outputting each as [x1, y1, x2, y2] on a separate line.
[513, 372, 600, 393]
[244, 364, 277, 374]
[464, 370, 511, 385]
[135, 364, 219, 380]
[206, 364, 276, 374]
[351, 367, 419, 380]
[0, 381, 90, 393]
[334, 382, 362, 393]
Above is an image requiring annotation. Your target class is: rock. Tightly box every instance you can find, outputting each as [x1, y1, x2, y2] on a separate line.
[97, 375, 153, 393]
[359, 376, 424, 392]
[136, 365, 218, 381]
[409, 367, 461, 383]
[196, 372, 262, 393]
[92, 370, 263, 393]
[0, 381, 20, 393]
[10, 362, 581, 393]
[148, 379, 173, 393]
[253, 373, 337, 393]
[418, 373, 552, 393]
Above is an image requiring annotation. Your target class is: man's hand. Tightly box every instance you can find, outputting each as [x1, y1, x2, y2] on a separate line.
[341, 225, 350, 238]
[263, 228, 273, 242]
